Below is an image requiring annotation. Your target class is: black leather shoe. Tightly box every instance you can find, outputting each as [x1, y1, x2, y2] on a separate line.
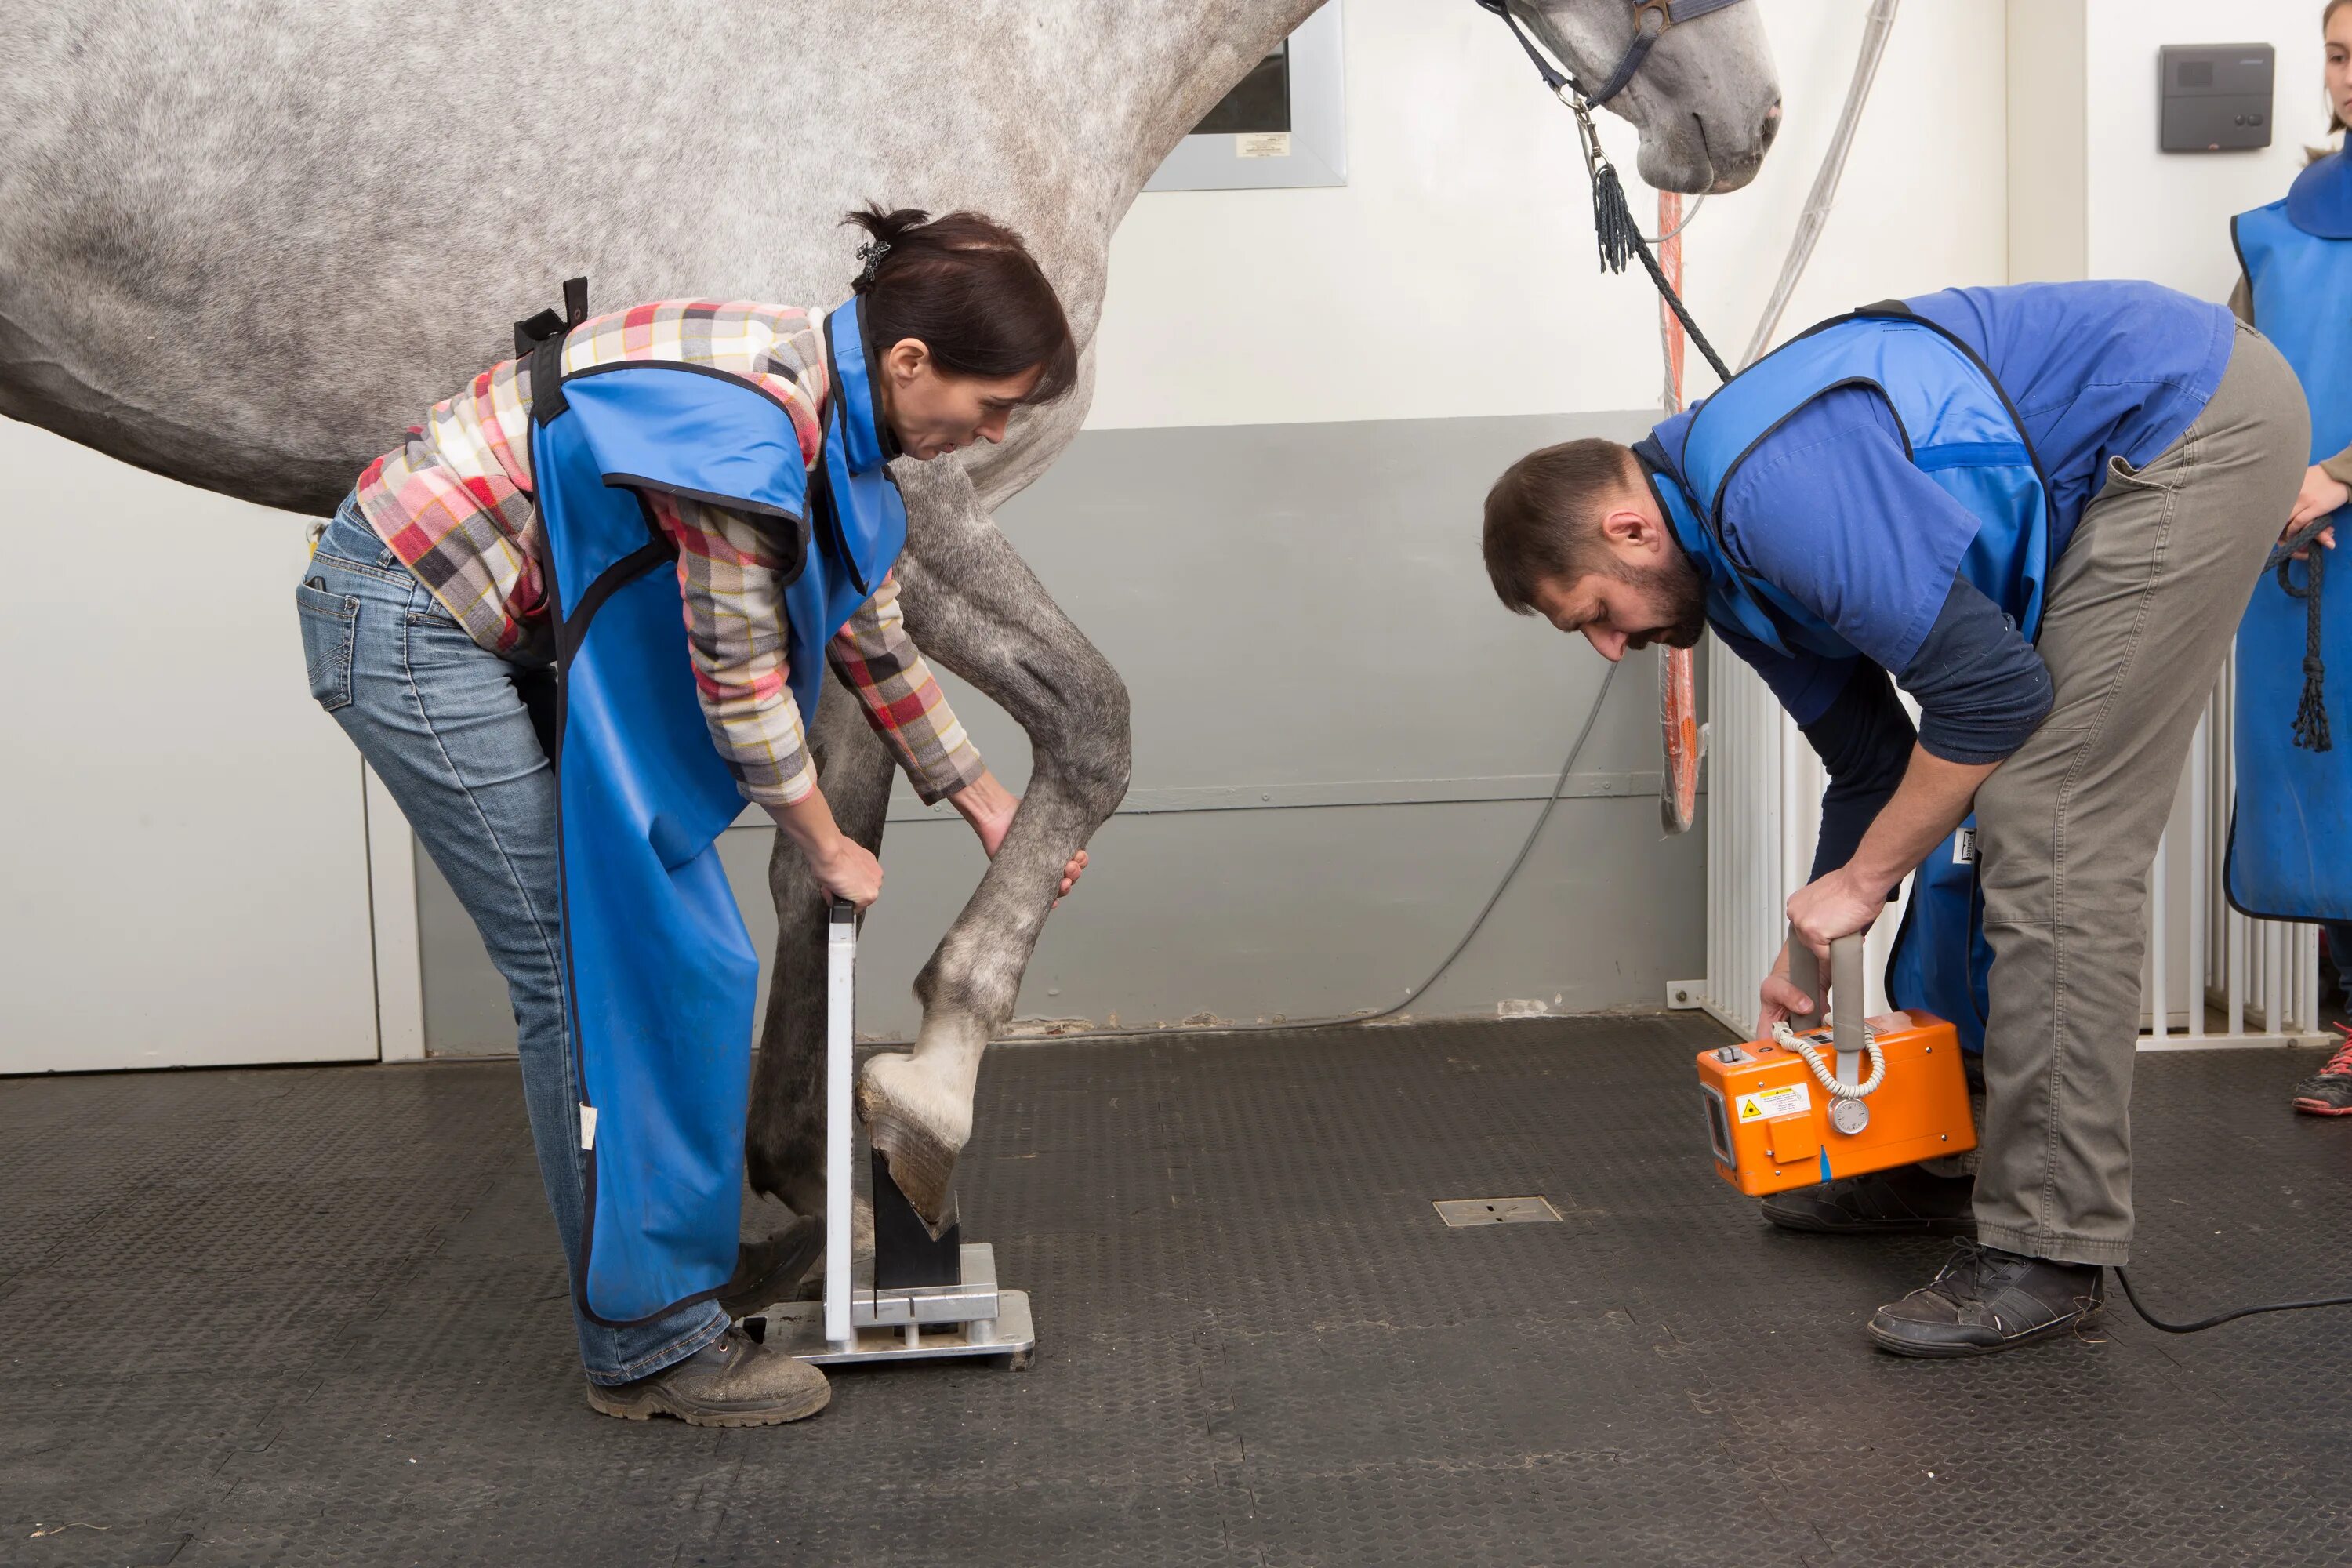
[1867, 1240, 2105, 1358]
[1759, 1163, 1976, 1236]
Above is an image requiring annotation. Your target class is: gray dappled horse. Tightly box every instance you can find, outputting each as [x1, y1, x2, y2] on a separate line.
[0, 1, 1780, 1231]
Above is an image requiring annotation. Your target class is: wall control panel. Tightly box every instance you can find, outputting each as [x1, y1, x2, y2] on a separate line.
[2159, 44, 2275, 152]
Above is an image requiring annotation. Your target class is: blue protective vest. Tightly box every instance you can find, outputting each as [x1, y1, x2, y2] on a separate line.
[1642, 303, 2054, 1052]
[521, 285, 906, 1325]
[2227, 152, 2352, 922]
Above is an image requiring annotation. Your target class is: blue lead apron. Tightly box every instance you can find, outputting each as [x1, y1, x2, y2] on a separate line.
[1638, 303, 2054, 1054]
[520, 284, 907, 1324]
[2227, 151, 2352, 923]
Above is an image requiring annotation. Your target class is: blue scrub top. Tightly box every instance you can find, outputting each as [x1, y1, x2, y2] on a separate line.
[1654, 281, 2235, 722]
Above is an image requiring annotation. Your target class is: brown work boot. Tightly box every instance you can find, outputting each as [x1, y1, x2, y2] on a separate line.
[586, 1328, 829, 1427]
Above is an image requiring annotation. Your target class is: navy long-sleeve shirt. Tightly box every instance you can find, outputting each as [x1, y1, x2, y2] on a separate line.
[1655, 281, 2234, 873]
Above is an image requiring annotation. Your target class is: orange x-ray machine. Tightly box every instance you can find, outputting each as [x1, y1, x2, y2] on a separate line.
[1697, 931, 1977, 1196]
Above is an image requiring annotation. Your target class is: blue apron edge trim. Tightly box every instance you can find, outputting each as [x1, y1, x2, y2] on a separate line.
[2222, 798, 2352, 924]
[598, 472, 804, 525]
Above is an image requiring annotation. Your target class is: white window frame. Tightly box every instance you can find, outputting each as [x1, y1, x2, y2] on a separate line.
[1145, 2, 1348, 192]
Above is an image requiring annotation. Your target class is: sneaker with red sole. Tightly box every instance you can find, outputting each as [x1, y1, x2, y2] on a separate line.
[2291, 1026, 2352, 1116]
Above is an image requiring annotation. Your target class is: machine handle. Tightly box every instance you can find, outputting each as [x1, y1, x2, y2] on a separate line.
[829, 896, 856, 927]
[1780, 925, 1882, 1099]
[1784, 925, 1866, 1058]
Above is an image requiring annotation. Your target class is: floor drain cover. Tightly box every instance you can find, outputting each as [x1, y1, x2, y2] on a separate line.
[1432, 1196, 1561, 1226]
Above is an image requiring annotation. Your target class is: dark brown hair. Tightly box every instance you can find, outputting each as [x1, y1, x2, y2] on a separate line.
[1481, 439, 1645, 614]
[844, 205, 1079, 405]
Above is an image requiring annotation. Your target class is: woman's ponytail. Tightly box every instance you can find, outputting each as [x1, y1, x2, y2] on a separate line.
[840, 205, 1079, 405]
[847, 206, 931, 293]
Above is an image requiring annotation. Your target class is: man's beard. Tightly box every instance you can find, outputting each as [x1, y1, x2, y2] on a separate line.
[1622, 548, 1709, 651]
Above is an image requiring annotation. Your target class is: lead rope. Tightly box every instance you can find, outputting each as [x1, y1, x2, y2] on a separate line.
[1589, 155, 1735, 384]
[2267, 514, 2337, 753]
[2279, 545, 2330, 752]
[1475, 0, 1734, 383]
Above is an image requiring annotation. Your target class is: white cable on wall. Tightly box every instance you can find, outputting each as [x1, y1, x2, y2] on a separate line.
[1737, 0, 1901, 370]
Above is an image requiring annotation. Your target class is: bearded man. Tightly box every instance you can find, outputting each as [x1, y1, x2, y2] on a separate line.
[1480, 284, 2307, 1357]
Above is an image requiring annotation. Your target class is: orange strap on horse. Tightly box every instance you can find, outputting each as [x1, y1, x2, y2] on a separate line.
[1658, 187, 1702, 836]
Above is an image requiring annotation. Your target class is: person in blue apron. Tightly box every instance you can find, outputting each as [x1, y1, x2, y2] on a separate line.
[297, 207, 1087, 1425]
[2227, 0, 2352, 1118]
[1482, 281, 2309, 1356]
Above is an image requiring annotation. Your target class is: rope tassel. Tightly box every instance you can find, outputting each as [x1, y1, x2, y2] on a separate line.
[1588, 160, 1735, 385]
[1592, 160, 1637, 275]
[2281, 546, 2332, 753]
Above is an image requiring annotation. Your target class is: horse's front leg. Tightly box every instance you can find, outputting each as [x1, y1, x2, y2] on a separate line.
[856, 462, 1131, 1229]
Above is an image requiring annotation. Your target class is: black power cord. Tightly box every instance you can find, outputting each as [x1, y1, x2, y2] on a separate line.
[2112, 1267, 2352, 1335]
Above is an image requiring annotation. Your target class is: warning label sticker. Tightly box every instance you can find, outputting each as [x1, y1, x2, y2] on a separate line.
[1737, 1083, 1812, 1123]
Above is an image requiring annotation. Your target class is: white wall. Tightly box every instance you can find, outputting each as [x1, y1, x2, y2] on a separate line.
[2006, 0, 2088, 282]
[2013, 0, 2333, 296]
[0, 423, 383, 1073]
[2082, 0, 2331, 295]
[1087, 0, 2013, 430]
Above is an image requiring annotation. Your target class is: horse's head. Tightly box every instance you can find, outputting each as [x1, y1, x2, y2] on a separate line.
[1518, 0, 1782, 194]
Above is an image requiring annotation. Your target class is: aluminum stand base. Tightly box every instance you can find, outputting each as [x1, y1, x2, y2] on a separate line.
[750, 1296, 1034, 1367]
[804, 906, 1035, 1370]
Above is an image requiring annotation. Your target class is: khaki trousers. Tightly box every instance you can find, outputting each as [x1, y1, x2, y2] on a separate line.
[1972, 322, 2308, 1265]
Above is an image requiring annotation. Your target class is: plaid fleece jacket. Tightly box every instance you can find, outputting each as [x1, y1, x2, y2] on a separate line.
[355, 301, 984, 808]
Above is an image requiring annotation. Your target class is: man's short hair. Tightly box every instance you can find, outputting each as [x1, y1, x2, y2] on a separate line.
[1481, 439, 1642, 615]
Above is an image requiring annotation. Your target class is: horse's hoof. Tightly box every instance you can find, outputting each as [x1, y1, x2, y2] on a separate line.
[862, 1109, 962, 1236]
[857, 1102, 961, 1238]
[856, 1050, 974, 1236]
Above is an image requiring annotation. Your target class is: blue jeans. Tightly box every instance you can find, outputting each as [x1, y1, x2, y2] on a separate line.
[2326, 924, 2352, 997]
[296, 495, 727, 1384]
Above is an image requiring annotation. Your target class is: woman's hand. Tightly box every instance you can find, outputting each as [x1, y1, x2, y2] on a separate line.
[766, 788, 884, 908]
[949, 770, 1088, 900]
[2286, 463, 2349, 554]
[808, 833, 884, 909]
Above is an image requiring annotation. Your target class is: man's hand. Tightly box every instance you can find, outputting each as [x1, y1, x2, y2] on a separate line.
[949, 769, 1087, 901]
[2288, 464, 2349, 550]
[1756, 864, 1889, 1029]
[1756, 941, 1813, 1033]
[1787, 863, 1889, 960]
